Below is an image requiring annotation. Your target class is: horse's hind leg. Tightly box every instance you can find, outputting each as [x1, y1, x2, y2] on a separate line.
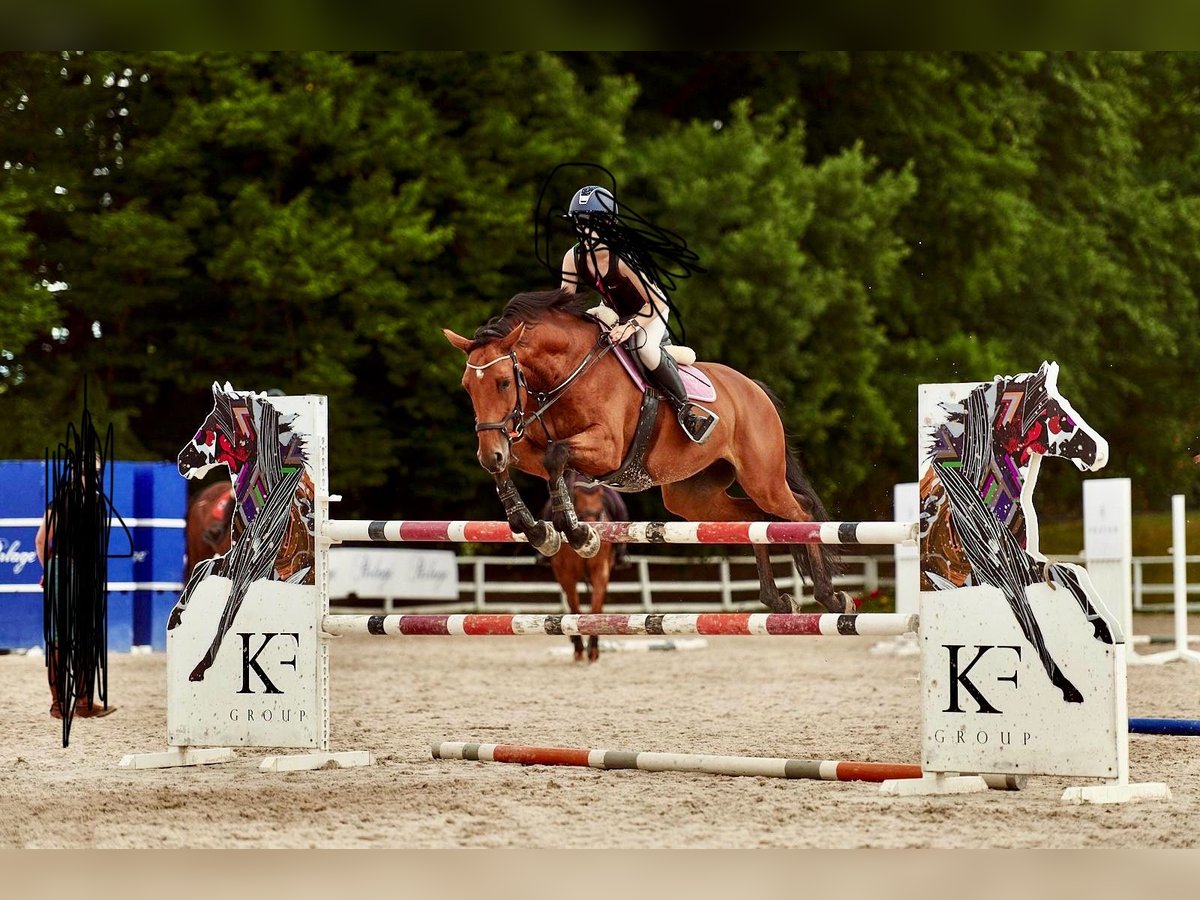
[661, 469, 794, 614]
[1045, 562, 1116, 644]
[789, 545, 854, 613]
[543, 445, 600, 558]
[736, 464, 853, 614]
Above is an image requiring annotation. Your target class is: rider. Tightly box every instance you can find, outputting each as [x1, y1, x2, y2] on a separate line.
[559, 185, 717, 444]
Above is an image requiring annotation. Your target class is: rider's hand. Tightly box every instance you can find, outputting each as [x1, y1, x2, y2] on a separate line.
[609, 319, 641, 344]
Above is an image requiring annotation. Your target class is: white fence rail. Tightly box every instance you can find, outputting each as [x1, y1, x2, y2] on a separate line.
[330, 553, 888, 615]
[325, 549, 1200, 615]
[1133, 555, 1200, 613]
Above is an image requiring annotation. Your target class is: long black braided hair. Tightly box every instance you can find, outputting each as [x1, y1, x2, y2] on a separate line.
[43, 381, 131, 745]
[534, 162, 705, 345]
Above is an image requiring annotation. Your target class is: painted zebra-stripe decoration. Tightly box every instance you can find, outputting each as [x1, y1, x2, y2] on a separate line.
[324, 519, 917, 546]
[321, 612, 918, 638]
[169, 383, 316, 683]
[431, 742, 1024, 791]
[920, 361, 1122, 703]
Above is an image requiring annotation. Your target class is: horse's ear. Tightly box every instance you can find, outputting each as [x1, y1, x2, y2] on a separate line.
[211, 381, 222, 396]
[1042, 360, 1060, 390]
[443, 329, 473, 354]
[498, 322, 526, 352]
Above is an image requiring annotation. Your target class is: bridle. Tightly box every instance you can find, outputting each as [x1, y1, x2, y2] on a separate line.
[467, 333, 614, 444]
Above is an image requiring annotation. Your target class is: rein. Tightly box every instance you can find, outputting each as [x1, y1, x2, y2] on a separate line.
[468, 332, 614, 443]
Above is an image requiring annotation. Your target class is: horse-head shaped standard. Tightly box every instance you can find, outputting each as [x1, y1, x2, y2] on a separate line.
[178, 382, 265, 480]
[921, 360, 1119, 704]
[169, 385, 315, 682]
[1022, 361, 1108, 472]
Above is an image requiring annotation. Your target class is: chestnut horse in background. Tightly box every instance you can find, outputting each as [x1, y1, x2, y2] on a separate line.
[443, 288, 851, 615]
[544, 473, 627, 662]
[184, 481, 234, 581]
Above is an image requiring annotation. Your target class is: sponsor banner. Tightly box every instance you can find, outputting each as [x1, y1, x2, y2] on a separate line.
[328, 547, 458, 600]
[920, 584, 1121, 779]
[167, 578, 325, 749]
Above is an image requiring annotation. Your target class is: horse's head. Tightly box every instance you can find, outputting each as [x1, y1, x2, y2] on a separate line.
[443, 323, 528, 474]
[1006, 361, 1109, 473]
[179, 382, 260, 480]
[572, 477, 608, 523]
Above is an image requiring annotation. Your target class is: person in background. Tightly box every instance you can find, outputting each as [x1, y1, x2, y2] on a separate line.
[36, 455, 117, 719]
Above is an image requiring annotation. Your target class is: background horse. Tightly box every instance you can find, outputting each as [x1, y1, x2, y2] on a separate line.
[542, 473, 626, 662]
[443, 288, 850, 615]
[169, 384, 315, 682]
[920, 361, 1120, 703]
[183, 481, 234, 581]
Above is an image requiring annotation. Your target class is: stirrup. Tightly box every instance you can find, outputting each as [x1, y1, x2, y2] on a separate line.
[679, 404, 719, 444]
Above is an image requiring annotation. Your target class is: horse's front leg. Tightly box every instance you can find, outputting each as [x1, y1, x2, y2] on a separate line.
[494, 470, 561, 557]
[544, 443, 600, 558]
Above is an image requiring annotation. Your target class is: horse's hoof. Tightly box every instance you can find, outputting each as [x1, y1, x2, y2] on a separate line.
[759, 593, 790, 614]
[1061, 682, 1084, 704]
[533, 525, 562, 557]
[574, 527, 601, 559]
[783, 593, 805, 614]
[188, 665, 208, 683]
[837, 591, 858, 613]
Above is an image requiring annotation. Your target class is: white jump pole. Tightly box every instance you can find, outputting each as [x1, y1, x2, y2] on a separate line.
[872, 482, 919, 657]
[1136, 494, 1200, 664]
[1083, 479, 1146, 664]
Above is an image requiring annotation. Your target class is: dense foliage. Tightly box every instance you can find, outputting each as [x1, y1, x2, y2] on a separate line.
[4, 52, 1199, 520]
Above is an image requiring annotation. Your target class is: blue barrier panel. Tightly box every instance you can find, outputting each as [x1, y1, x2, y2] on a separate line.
[108, 591, 133, 653]
[140, 590, 182, 652]
[0, 461, 47, 651]
[129, 462, 186, 649]
[0, 460, 186, 652]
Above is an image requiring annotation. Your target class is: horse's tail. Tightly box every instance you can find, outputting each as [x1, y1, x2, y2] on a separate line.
[753, 380, 843, 578]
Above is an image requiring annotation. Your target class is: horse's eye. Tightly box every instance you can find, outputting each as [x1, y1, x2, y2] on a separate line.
[498, 379, 511, 391]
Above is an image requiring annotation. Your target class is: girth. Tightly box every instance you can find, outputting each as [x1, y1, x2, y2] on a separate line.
[581, 391, 661, 493]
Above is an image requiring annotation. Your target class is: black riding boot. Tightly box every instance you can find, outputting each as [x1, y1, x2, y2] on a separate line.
[649, 353, 718, 444]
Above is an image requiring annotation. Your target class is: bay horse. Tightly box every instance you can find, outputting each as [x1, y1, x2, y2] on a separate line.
[169, 383, 315, 682]
[442, 289, 851, 615]
[545, 473, 624, 662]
[183, 481, 234, 581]
[920, 361, 1121, 703]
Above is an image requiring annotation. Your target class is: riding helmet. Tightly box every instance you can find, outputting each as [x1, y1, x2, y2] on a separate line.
[567, 185, 618, 219]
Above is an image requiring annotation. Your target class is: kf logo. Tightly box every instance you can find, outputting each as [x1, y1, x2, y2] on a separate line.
[943, 644, 1021, 714]
[238, 632, 300, 694]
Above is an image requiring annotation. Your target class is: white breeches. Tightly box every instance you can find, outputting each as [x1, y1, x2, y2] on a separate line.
[626, 310, 669, 371]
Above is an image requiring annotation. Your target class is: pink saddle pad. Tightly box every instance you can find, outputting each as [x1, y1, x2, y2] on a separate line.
[611, 342, 716, 403]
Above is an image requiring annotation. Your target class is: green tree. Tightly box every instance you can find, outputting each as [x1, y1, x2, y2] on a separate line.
[624, 100, 916, 506]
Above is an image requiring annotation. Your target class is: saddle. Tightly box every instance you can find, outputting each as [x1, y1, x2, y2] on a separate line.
[582, 309, 717, 492]
[587, 306, 717, 403]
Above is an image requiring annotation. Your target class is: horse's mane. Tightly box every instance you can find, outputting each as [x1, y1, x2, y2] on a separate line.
[469, 288, 595, 349]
